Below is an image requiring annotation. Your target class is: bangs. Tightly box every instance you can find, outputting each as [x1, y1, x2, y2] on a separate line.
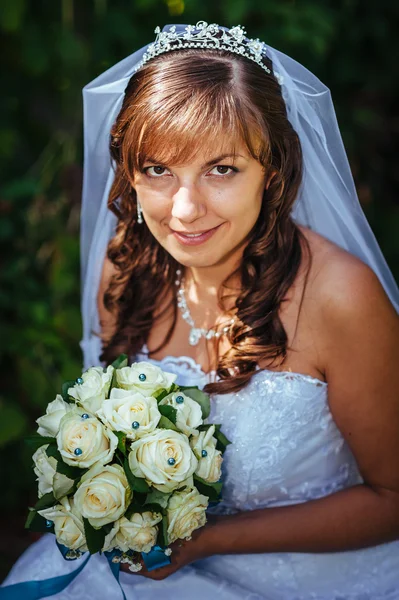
[122, 84, 271, 174]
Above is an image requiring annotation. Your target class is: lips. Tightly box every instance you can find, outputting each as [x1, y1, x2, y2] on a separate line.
[171, 224, 223, 246]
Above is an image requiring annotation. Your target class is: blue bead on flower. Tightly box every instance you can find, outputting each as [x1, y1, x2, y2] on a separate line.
[74, 448, 83, 456]
[138, 373, 146, 381]
[167, 457, 176, 465]
[175, 395, 184, 404]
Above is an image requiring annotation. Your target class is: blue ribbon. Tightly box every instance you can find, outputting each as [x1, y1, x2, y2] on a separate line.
[142, 545, 172, 571]
[0, 554, 90, 600]
[0, 542, 171, 599]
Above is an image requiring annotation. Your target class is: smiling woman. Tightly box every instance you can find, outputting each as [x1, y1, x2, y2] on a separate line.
[3, 21, 399, 600]
[102, 47, 306, 394]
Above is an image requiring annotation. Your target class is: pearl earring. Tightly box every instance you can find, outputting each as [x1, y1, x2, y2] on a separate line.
[137, 200, 143, 224]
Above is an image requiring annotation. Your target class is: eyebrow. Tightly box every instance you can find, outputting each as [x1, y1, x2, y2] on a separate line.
[144, 153, 248, 169]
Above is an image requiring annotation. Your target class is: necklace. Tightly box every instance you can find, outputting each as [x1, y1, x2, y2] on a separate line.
[175, 269, 237, 346]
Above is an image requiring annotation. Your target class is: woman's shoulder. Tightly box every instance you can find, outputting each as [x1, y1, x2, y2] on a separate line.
[299, 225, 397, 331]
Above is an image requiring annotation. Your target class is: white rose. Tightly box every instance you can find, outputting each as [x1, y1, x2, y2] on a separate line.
[74, 463, 132, 528]
[167, 487, 208, 543]
[115, 362, 176, 396]
[68, 365, 114, 413]
[159, 392, 203, 437]
[103, 511, 162, 553]
[96, 388, 161, 440]
[33, 445, 74, 499]
[190, 425, 223, 483]
[128, 429, 198, 493]
[36, 395, 72, 437]
[57, 407, 117, 468]
[39, 497, 87, 551]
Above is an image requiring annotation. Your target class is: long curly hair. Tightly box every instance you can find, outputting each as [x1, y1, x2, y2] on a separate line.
[100, 47, 310, 395]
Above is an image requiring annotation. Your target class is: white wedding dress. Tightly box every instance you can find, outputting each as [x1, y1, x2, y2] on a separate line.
[3, 348, 399, 599]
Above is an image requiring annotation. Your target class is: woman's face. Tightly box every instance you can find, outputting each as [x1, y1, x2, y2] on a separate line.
[132, 140, 268, 270]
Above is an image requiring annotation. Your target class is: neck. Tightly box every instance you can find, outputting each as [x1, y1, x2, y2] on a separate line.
[182, 252, 244, 316]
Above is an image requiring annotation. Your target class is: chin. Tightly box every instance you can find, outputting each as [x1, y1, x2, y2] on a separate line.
[165, 245, 226, 269]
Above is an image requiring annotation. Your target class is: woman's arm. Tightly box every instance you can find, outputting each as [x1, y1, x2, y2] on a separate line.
[202, 258, 399, 556]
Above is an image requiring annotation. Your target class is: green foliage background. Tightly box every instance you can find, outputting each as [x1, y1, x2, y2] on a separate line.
[0, 0, 398, 580]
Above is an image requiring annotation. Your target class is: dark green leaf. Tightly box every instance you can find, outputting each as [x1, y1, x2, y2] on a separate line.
[158, 404, 177, 424]
[61, 380, 77, 403]
[110, 354, 128, 370]
[25, 510, 54, 533]
[156, 514, 169, 548]
[34, 492, 57, 511]
[123, 458, 150, 493]
[214, 428, 232, 453]
[115, 431, 127, 456]
[25, 434, 56, 453]
[45, 444, 87, 479]
[125, 500, 163, 519]
[193, 474, 222, 502]
[83, 517, 106, 554]
[181, 388, 210, 419]
[157, 415, 180, 432]
[196, 424, 231, 453]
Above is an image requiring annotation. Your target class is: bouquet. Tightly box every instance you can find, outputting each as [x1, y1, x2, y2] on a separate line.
[26, 355, 231, 572]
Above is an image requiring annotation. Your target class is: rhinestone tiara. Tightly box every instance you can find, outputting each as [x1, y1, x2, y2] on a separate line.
[133, 21, 283, 84]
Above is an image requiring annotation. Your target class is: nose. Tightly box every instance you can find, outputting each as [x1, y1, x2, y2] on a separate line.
[171, 184, 206, 222]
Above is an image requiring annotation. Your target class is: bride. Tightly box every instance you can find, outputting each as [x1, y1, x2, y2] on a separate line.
[2, 21, 399, 600]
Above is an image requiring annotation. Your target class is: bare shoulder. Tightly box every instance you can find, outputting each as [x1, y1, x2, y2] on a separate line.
[298, 226, 396, 322]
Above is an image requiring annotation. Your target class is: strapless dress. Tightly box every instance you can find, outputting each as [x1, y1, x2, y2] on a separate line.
[2, 348, 399, 599]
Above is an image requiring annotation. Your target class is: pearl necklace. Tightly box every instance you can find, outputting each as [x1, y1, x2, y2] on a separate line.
[175, 269, 237, 346]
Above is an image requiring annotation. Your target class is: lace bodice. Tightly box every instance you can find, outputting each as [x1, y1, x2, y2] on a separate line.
[135, 347, 363, 513]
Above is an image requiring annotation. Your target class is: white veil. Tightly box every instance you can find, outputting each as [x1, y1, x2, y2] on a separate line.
[80, 23, 399, 369]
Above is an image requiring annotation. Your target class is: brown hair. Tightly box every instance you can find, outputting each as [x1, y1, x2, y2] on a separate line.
[100, 47, 309, 394]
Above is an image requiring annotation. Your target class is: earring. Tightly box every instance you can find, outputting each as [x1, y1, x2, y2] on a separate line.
[137, 199, 143, 224]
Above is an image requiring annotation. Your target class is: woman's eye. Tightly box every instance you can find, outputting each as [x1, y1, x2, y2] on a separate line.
[145, 166, 169, 177]
[209, 165, 237, 176]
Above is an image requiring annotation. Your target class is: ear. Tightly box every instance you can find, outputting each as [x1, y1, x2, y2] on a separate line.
[265, 169, 277, 190]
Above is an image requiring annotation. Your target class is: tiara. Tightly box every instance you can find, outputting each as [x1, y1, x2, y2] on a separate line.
[133, 21, 283, 84]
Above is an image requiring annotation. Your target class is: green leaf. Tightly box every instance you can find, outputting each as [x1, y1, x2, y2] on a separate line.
[123, 458, 150, 493]
[144, 489, 172, 510]
[25, 434, 56, 453]
[111, 354, 128, 370]
[153, 388, 170, 403]
[34, 492, 57, 511]
[125, 500, 163, 519]
[158, 404, 177, 424]
[114, 431, 127, 456]
[83, 518, 106, 554]
[181, 388, 210, 419]
[157, 415, 180, 432]
[45, 444, 87, 479]
[214, 428, 232, 453]
[197, 424, 232, 453]
[25, 509, 54, 533]
[61, 380, 77, 403]
[193, 474, 222, 502]
[157, 514, 169, 548]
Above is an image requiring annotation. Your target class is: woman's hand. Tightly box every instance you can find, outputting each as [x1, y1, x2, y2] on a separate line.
[120, 518, 215, 580]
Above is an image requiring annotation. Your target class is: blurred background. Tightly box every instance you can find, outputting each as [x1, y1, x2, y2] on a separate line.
[0, 0, 398, 581]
